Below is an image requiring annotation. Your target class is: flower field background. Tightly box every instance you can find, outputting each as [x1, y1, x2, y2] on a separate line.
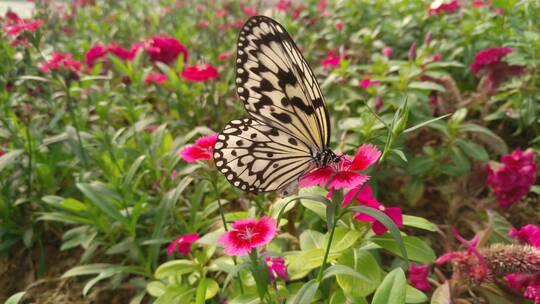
[1, 0, 540, 303]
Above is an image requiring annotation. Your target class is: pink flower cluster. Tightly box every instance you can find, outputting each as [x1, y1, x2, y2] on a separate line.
[470, 47, 524, 93]
[85, 42, 143, 67]
[321, 51, 341, 69]
[178, 134, 218, 163]
[218, 217, 277, 256]
[486, 149, 537, 208]
[167, 233, 199, 255]
[511, 224, 540, 249]
[2, 10, 43, 47]
[506, 273, 540, 304]
[40, 52, 82, 74]
[181, 64, 219, 82]
[144, 35, 188, 64]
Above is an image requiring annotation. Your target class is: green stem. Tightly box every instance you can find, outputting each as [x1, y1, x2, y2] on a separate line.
[25, 126, 33, 199]
[316, 212, 338, 282]
[65, 83, 89, 167]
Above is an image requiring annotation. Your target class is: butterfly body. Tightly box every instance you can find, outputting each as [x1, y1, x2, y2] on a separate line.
[214, 16, 335, 193]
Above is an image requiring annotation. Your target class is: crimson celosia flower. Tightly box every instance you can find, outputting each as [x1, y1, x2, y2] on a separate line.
[321, 51, 341, 69]
[351, 186, 404, 235]
[40, 52, 82, 73]
[486, 149, 537, 208]
[178, 134, 218, 163]
[470, 47, 524, 93]
[275, 0, 292, 11]
[300, 144, 380, 190]
[510, 224, 540, 249]
[145, 35, 188, 64]
[382, 47, 393, 58]
[219, 217, 277, 256]
[360, 79, 380, 89]
[167, 233, 199, 255]
[181, 64, 219, 82]
[408, 264, 431, 291]
[428, 0, 460, 15]
[265, 256, 288, 280]
[506, 273, 540, 304]
[144, 72, 168, 84]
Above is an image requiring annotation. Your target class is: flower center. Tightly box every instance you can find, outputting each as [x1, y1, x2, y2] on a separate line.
[239, 227, 258, 240]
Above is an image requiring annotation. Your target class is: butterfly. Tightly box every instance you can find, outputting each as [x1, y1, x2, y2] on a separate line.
[213, 15, 339, 195]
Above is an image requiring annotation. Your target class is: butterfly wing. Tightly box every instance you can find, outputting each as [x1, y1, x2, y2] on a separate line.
[213, 118, 312, 192]
[235, 15, 331, 152]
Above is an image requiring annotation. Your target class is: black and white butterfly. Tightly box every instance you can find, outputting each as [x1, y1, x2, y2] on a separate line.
[213, 15, 339, 195]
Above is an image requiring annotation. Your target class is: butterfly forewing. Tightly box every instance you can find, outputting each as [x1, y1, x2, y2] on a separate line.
[213, 118, 312, 192]
[235, 16, 331, 151]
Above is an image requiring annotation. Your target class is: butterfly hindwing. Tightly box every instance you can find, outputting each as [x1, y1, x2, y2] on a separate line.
[235, 16, 331, 152]
[213, 118, 312, 192]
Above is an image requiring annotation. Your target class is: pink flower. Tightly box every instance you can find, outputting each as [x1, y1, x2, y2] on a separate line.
[299, 144, 380, 190]
[5, 10, 21, 23]
[275, 0, 292, 11]
[470, 47, 524, 93]
[472, 0, 491, 7]
[360, 79, 380, 89]
[216, 8, 228, 17]
[85, 44, 108, 67]
[321, 51, 341, 69]
[335, 20, 345, 30]
[144, 72, 168, 84]
[382, 47, 393, 58]
[178, 134, 218, 163]
[4, 19, 43, 36]
[432, 53, 442, 62]
[470, 47, 514, 74]
[486, 149, 537, 208]
[510, 225, 540, 249]
[167, 233, 199, 255]
[243, 6, 258, 17]
[506, 273, 540, 304]
[145, 35, 188, 64]
[218, 52, 232, 61]
[317, 0, 327, 12]
[0, 149, 5, 157]
[181, 64, 219, 82]
[219, 217, 277, 256]
[428, 0, 460, 15]
[265, 256, 288, 280]
[291, 4, 305, 20]
[108, 42, 142, 61]
[408, 264, 431, 291]
[197, 20, 209, 29]
[40, 52, 82, 73]
[352, 188, 403, 235]
[375, 96, 383, 112]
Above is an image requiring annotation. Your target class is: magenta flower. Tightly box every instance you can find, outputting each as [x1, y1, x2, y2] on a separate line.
[321, 51, 341, 69]
[382, 47, 393, 58]
[335, 20, 345, 30]
[470, 47, 524, 93]
[4, 18, 43, 36]
[299, 144, 380, 190]
[144, 72, 168, 84]
[360, 79, 380, 89]
[510, 224, 540, 249]
[470, 47, 514, 74]
[40, 52, 82, 74]
[408, 264, 431, 291]
[275, 0, 292, 11]
[265, 256, 288, 280]
[242, 6, 258, 17]
[145, 35, 188, 64]
[219, 217, 277, 256]
[351, 186, 403, 235]
[428, 0, 460, 15]
[178, 134, 218, 163]
[181, 64, 219, 82]
[486, 149, 537, 208]
[108, 42, 142, 61]
[85, 44, 108, 67]
[506, 273, 540, 304]
[167, 233, 199, 255]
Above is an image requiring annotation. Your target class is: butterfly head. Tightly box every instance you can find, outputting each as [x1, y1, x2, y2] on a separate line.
[314, 148, 340, 168]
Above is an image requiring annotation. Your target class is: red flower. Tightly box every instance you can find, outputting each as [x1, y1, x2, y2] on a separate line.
[275, 0, 292, 11]
[197, 20, 209, 29]
[4, 19, 43, 36]
[242, 6, 258, 17]
[5, 10, 21, 23]
[145, 35, 188, 64]
[486, 149, 537, 208]
[0, 149, 5, 157]
[408, 264, 431, 291]
[85, 44, 108, 67]
[181, 64, 219, 82]
[166, 233, 199, 255]
[472, 0, 491, 7]
[382, 47, 393, 58]
[218, 217, 277, 256]
[144, 72, 168, 84]
[218, 52, 232, 62]
[178, 134, 218, 163]
[216, 8, 229, 17]
[470, 47, 524, 93]
[506, 273, 540, 304]
[470, 47, 514, 74]
[351, 186, 403, 235]
[300, 144, 380, 191]
[291, 4, 305, 20]
[321, 51, 341, 69]
[335, 20, 345, 30]
[108, 42, 142, 61]
[40, 52, 82, 73]
[360, 79, 380, 89]
[428, 0, 460, 15]
[265, 256, 288, 280]
[510, 224, 540, 249]
[316, 0, 327, 11]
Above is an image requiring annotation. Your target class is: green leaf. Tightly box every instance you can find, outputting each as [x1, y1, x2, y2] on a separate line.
[406, 156, 434, 176]
[372, 235, 436, 264]
[403, 215, 437, 232]
[146, 281, 167, 297]
[299, 230, 324, 250]
[405, 177, 424, 206]
[292, 279, 320, 304]
[371, 268, 407, 304]
[455, 139, 489, 162]
[322, 264, 373, 283]
[202, 278, 219, 300]
[349, 206, 409, 267]
[229, 294, 260, 304]
[408, 81, 445, 92]
[337, 248, 382, 298]
[327, 227, 361, 252]
[195, 277, 207, 304]
[461, 123, 508, 154]
[0, 149, 24, 172]
[404, 114, 451, 134]
[5, 292, 26, 304]
[487, 210, 514, 244]
[430, 281, 451, 304]
[406, 285, 428, 303]
[154, 260, 196, 279]
[449, 146, 470, 172]
[77, 183, 127, 225]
